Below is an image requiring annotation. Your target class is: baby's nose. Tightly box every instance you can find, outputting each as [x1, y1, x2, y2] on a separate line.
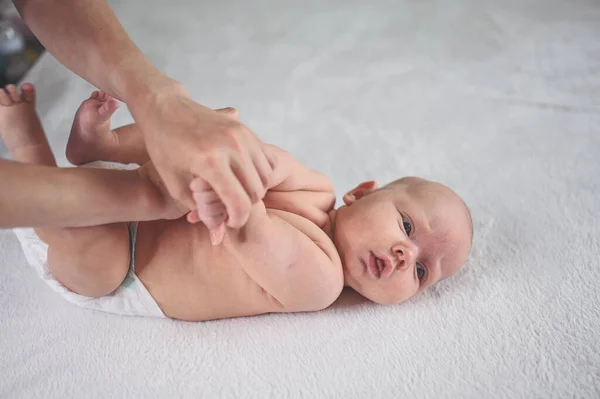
[391, 241, 417, 268]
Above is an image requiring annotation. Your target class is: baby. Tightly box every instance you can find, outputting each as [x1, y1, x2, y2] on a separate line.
[0, 84, 473, 321]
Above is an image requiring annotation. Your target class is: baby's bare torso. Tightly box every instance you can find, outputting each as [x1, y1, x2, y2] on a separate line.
[134, 192, 338, 321]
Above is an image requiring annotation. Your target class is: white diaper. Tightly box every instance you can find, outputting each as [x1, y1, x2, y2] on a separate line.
[12, 161, 165, 318]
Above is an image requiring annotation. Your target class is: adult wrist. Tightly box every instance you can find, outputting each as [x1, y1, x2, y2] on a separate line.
[122, 70, 187, 120]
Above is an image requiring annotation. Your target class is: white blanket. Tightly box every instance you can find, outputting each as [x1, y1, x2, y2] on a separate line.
[1, 0, 599, 397]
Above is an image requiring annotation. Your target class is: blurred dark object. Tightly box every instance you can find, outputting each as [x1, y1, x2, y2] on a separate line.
[0, 2, 45, 86]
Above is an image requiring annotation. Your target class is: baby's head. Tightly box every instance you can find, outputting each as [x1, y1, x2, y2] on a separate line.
[332, 177, 472, 305]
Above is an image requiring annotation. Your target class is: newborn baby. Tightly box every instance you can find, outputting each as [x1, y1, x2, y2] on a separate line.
[0, 84, 472, 321]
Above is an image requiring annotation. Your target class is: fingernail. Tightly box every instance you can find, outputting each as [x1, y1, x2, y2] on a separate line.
[210, 231, 218, 246]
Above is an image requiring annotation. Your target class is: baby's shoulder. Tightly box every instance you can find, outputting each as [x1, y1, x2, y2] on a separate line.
[265, 208, 343, 309]
[266, 208, 340, 272]
[263, 188, 335, 234]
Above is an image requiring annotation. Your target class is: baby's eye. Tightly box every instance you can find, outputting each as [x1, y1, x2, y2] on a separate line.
[401, 215, 412, 236]
[416, 263, 426, 281]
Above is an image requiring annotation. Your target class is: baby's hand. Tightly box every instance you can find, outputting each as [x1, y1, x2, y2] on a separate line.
[187, 179, 227, 245]
[185, 107, 245, 245]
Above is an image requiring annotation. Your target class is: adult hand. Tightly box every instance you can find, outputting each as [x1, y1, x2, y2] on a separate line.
[130, 83, 274, 229]
[136, 161, 189, 221]
[186, 107, 245, 245]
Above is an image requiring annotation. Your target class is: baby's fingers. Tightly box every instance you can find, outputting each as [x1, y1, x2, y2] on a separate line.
[209, 223, 226, 246]
[187, 210, 227, 245]
[189, 177, 228, 245]
[194, 190, 226, 214]
[186, 212, 226, 245]
[187, 210, 201, 224]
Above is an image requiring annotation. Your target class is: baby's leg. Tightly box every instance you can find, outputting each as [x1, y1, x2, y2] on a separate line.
[45, 223, 130, 297]
[0, 83, 56, 166]
[66, 91, 149, 166]
[0, 84, 130, 297]
[65, 93, 239, 167]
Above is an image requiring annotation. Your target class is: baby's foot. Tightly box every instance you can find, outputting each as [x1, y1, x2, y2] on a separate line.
[0, 83, 39, 151]
[0, 83, 55, 165]
[66, 91, 120, 165]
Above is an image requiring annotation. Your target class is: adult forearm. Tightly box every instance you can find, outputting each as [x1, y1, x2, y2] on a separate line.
[0, 159, 160, 228]
[13, 0, 174, 103]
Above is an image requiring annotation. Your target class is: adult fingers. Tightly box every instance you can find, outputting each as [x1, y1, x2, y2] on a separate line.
[214, 110, 270, 200]
[250, 138, 274, 195]
[161, 169, 196, 211]
[214, 107, 240, 121]
[233, 143, 265, 204]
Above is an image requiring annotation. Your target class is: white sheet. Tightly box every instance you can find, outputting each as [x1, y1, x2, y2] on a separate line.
[1, 0, 600, 397]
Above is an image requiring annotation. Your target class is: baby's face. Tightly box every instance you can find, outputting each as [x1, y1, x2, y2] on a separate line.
[333, 177, 472, 305]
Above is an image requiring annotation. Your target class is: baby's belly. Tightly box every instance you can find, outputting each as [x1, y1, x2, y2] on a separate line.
[133, 219, 277, 322]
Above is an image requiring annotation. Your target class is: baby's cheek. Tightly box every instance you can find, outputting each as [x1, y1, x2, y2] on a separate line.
[372, 278, 418, 305]
[395, 271, 420, 303]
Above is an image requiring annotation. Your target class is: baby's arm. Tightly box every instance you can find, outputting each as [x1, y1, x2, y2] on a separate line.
[190, 144, 336, 238]
[262, 144, 336, 231]
[219, 145, 342, 312]
[227, 205, 343, 313]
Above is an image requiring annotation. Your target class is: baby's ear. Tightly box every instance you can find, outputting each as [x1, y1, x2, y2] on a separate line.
[343, 181, 378, 205]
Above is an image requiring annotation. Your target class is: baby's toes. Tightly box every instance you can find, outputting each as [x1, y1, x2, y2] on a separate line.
[0, 88, 12, 106]
[97, 97, 120, 121]
[21, 83, 36, 104]
[5, 84, 21, 103]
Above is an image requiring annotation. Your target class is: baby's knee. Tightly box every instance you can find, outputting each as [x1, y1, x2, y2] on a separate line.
[49, 247, 128, 298]
[47, 227, 130, 298]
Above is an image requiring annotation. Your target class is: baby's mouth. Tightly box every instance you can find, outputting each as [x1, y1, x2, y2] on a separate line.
[368, 252, 392, 278]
